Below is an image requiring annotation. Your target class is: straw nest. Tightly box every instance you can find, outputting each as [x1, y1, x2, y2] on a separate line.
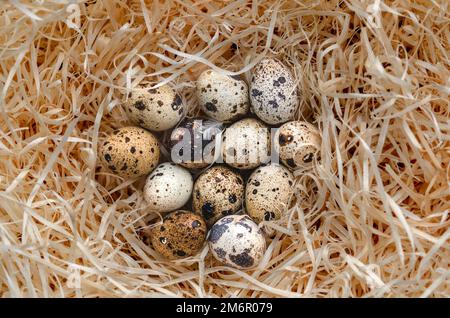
[0, 0, 449, 298]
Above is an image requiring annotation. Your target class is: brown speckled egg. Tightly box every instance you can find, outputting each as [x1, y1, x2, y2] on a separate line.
[221, 118, 271, 170]
[208, 215, 266, 270]
[277, 121, 321, 170]
[99, 126, 160, 178]
[150, 210, 207, 260]
[170, 118, 224, 169]
[196, 69, 249, 122]
[123, 84, 184, 131]
[193, 166, 244, 227]
[250, 58, 298, 125]
[245, 163, 294, 223]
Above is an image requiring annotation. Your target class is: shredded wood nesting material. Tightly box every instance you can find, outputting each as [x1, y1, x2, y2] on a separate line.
[0, 0, 449, 298]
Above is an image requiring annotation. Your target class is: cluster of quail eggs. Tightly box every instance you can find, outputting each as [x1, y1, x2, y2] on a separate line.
[99, 58, 322, 270]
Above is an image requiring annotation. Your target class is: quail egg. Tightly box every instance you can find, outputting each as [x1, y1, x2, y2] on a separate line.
[150, 210, 207, 260]
[193, 166, 244, 226]
[277, 121, 321, 170]
[144, 163, 193, 213]
[123, 84, 184, 131]
[208, 215, 266, 270]
[99, 126, 160, 178]
[196, 69, 249, 122]
[221, 118, 271, 170]
[245, 163, 294, 223]
[250, 58, 299, 125]
[170, 118, 224, 169]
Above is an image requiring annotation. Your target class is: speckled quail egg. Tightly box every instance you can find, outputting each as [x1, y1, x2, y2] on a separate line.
[221, 118, 271, 170]
[99, 126, 160, 178]
[193, 166, 244, 227]
[150, 210, 207, 260]
[245, 163, 294, 223]
[208, 215, 266, 270]
[170, 118, 224, 169]
[250, 58, 299, 125]
[123, 84, 184, 131]
[144, 163, 193, 213]
[277, 121, 321, 170]
[196, 69, 249, 122]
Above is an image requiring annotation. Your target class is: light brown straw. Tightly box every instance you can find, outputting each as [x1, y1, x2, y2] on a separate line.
[0, 0, 449, 297]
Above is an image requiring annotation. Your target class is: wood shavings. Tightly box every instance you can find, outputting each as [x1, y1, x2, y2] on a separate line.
[0, 0, 449, 297]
